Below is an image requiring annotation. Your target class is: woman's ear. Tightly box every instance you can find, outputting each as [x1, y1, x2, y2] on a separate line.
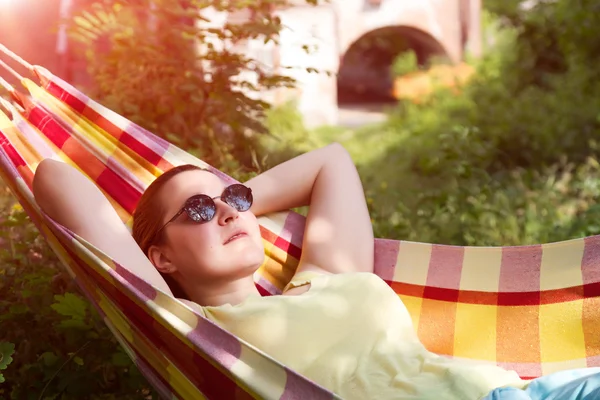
[147, 245, 177, 274]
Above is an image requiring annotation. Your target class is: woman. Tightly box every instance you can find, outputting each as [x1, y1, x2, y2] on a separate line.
[33, 143, 599, 399]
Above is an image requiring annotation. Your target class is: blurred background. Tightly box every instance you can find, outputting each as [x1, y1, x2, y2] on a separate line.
[2, 0, 600, 398]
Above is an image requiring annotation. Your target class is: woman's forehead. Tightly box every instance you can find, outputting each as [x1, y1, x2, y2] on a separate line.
[162, 170, 224, 204]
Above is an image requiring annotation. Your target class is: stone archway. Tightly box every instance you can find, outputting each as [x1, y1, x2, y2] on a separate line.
[337, 25, 449, 104]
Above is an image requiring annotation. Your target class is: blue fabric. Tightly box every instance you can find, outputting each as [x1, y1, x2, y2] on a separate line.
[483, 368, 600, 400]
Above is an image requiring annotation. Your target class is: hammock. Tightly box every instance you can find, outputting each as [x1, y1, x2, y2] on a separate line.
[0, 45, 599, 399]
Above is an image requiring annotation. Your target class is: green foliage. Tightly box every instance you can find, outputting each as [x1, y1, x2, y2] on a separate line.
[390, 50, 419, 78]
[263, 0, 600, 247]
[0, 187, 155, 399]
[69, 0, 318, 178]
[0, 343, 15, 384]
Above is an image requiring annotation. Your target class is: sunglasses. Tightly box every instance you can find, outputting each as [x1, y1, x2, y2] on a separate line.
[156, 184, 253, 236]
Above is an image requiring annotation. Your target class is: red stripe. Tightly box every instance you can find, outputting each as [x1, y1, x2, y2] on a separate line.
[45, 81, 165, 166]
[256, 284, 272, 297]
[390, 281, 600, 306]
[274, 235, 302, 260]
[0, 133, 26, 168]
[118, 131, 164, 166]
[27, 106, 71, 148]
[260, 226, 303, 261]
[47, 81, 87, 113]
[96, 167, 140, 214]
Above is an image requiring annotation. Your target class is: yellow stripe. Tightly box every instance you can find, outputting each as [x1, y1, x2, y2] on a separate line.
[539, 300, 587, 362]
[454, 303, 497, 361]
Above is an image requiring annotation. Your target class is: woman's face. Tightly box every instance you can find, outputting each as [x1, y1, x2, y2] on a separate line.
[151, 170, 265, 284]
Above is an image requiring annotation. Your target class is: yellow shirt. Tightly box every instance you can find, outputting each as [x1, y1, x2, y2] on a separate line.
[202, 272, 526, 399]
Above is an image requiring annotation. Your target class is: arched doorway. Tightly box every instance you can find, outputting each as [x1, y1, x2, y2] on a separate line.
[337, 26, 449, 105]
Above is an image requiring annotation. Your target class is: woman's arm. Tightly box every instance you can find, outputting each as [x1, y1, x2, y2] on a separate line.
[32, 159, 173, 295]
[245, 142, 374, 275]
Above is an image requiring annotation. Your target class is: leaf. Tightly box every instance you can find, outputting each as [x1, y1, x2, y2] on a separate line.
[73, 356, 84, 366]
[57, 319, 92, 331]
[0, 342, 15, 370]
[51, 293, 87, 320]
[39, 351, 59, 367]
[9, 304, 29, 315]
[110, 351, 132, 367]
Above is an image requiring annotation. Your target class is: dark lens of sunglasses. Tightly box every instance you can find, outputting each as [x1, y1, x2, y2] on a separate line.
[185, 196, 216, 222]
[223, 184, 252, 211]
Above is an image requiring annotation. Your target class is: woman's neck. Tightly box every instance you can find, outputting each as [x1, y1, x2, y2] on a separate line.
[182, 274, 261, 307]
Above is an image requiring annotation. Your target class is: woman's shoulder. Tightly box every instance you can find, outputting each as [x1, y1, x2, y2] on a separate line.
[177, 272, 388, 314]
[179, 298, 206, 315]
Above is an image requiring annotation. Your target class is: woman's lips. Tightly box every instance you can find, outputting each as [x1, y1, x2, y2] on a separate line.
[224, 231, 248, 245]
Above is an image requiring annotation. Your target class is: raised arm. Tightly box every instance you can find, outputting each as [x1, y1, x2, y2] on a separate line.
[32, 159, 173, 295]
[245, 142, 374, 275]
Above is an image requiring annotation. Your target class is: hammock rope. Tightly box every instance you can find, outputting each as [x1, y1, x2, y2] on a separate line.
[0, 42, 34, 72]
[0, 42, 599, 399]
[0, 75, 14, 94]
[0, 57, 24, 83]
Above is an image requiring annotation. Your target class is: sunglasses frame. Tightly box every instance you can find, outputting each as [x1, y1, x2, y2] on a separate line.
[155, 183, 253, 239]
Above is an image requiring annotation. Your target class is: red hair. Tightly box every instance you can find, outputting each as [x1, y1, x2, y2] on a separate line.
[132, 164, 206, 298]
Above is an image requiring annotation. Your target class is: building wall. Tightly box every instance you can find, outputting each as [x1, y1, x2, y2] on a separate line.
[0, 0, 481, 128]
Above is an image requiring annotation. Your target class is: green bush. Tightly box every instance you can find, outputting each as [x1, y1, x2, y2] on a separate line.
[0, 185, 156, 399]
[259, 0, 600, 247]
[69, 0, 317, 177]
[391, 50, 419, 78]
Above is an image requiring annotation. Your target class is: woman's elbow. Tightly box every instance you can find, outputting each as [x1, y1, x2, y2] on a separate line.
[33, 159, 61, 214]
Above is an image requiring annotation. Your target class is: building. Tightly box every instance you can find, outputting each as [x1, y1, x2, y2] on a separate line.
[0, 0, 481, 127]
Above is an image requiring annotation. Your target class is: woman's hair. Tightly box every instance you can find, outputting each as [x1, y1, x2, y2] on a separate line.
[132, 164, 205, 298]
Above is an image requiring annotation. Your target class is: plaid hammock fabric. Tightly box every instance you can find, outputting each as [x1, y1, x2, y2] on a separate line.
[0, 64, 599, 399]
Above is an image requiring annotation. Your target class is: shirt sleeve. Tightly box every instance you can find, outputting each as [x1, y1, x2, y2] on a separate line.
[283, 271, 326, 292]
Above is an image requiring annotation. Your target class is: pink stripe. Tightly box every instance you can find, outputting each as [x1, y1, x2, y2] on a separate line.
[256, 276, 280, 296]
[587, 355, 600, 368]
[124, 121, 170, 152]
[426, 245, 465, 289]
[280, 213, 306, 248]
[374, 239, 400, 281]
[582, 236, 600, 285]
[187, 318, 242, 370]
[497, 361, 542, 379]
[280, 369, 334, 400]
[499, 245, 542, 292]
[14, 117, 55, 159]
[115, 263, 158, 302]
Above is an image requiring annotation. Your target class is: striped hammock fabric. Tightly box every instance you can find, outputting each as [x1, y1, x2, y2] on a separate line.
[1, 63, 599, 399]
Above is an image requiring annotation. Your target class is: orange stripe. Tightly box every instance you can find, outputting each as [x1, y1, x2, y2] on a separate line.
[17, 165, 34, 188]
[90, 108, 124, 140]
[417, 298, 456, 356]
[583, 297, 600, 357]
[496, 305, 541, 363]
[61, 137, 106, 180]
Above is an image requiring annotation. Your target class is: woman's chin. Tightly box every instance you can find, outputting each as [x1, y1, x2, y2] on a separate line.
[229, 244, 266, 271]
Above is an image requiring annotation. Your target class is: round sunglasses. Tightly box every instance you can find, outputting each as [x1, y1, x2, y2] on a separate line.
[156, 184, 253, 236]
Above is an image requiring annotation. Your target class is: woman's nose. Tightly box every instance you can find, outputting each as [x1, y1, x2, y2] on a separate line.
[216, 200, 239, 225]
